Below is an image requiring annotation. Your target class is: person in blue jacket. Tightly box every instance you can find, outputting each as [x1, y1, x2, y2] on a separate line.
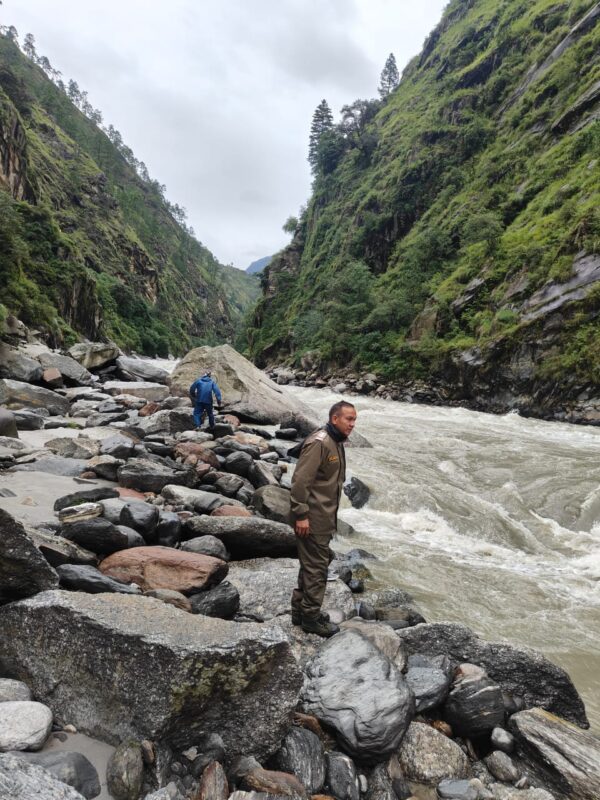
[189, 371, 222, 429]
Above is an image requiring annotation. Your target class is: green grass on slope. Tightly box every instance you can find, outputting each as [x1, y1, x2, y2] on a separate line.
[247, 0, 600, 387]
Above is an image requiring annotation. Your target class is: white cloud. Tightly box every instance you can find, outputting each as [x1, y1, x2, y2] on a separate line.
[3, 0, 447, 268]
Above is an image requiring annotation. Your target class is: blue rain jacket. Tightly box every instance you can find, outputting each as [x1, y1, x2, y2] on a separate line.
[189, 375, 222, 405]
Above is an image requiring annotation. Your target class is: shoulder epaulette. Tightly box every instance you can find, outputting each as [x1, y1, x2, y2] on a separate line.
[308, 429, 327, 443]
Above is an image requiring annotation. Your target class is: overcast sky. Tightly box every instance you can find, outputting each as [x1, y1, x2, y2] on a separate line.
[3, 0, 447, 269]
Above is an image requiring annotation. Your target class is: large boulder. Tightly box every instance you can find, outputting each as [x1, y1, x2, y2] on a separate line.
[67, 342, 119, 370]
[0, 752, 87, 799]
[0, 509, 59, 603]
[162, 485, 238, 514]
[0, 345, 43, 382]
[0, 407, 18, 438]
[252, 486, 291, 523]
[118, 459, 195, 494]
[0, 700, 53, 751]
[300, 629, 415, 761]
[27, 529, 98, 568]
[397, 721, 470, 785]
[99, 546, 228, 594]
[0, 591, 303, 757]
[168, 345, 319, 425]
[38, 352, 94, 386]
[228, 558, 355, 622]
[272, 727, 326, 794]
[117, 356, 169, 384]
[0, 380, 70, 416]
[8, 751, 100, 799]
[510, 708, 600, 800]
[183, 516, 297, 559]
[397, 622, 588, 728]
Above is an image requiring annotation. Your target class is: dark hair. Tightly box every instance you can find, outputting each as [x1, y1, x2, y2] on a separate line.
[329, 400, 356, 421]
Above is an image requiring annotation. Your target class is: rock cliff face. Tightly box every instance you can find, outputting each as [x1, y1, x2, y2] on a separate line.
[0, 36, 259, 355]
[248, 0, 600, 417]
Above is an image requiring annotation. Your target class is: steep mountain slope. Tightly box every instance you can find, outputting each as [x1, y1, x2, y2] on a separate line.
[246, 255, 272, 275]
[248, 0, 600, 416]
[0, 34, 257, 356]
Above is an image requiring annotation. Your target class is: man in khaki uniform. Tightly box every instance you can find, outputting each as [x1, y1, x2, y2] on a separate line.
[290, 401, 357, 637]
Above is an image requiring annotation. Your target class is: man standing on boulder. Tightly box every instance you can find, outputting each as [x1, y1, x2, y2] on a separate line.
[290, 401, 357, 637]
[189, 370, 222, 430]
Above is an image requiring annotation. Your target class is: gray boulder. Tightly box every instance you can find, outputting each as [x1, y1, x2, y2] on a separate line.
[272, 727, 325, 794]
[8, 751, 100, 799]
[510, 707, 600, 800]
[183, 516, 297, 559]
[45, 437, 100, 460]
[118, 459, 195, 494]
[0, 407, 18, 438]
[84, 411, 128, 428]
[325, 752, 359, 800]
[215, 474, 245, 498]
[339, 618, 408, 672]
[101, 434, 137, 459]
[397, 721, 470, 785]
[484, 751, 519, 784]
[67, 342, 119, 370]
[0, 345, 43, 382]
[0, 678, 31, 702]
[252, 486, 291, 524]
[405, 666, 451, 712]
[0, 700, 53, 751]
[189, 581, 240, 619]
[1, 380, 70, 416]
[247, 461, 280, 489]
[54, 487, 120, 512]
[38, 352, 94, 386]
[0, 509, 59, 603]
[0, 591, 303, 757]
[107, 740, 144, 800]
[13, 409, 46, 430]
[228, 560, 354, 622]
[181, 535, 230, 560]
[169, 345, 320, 426]
[60, 518, 130, 555]
[444, 666, 505, 737]
[397, 622, 588, 728]
[11, 457, 88, 477]
[57, 564, 141, 594]
[162, 485, 236, 514]
[103, 381, 169, 402]
[300, 629, 415, 761]
[223, 451, 253, 477]
[120, 501, 160, 536]
[117, 356, 169, 385]
[436, 780, 478, 800]
[26, 529, 98, 569]
[0, 752, 87, 799]
[87, 454, 123, 481]
[343, 477, 370, 509]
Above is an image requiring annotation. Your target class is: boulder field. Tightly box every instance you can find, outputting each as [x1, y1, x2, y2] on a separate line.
[0, 335, 598, 800]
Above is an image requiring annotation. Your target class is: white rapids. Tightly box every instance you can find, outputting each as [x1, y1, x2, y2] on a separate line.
[284, 385, 600, 731]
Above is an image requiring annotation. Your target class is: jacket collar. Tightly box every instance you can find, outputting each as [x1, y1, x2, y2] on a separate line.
[325, 421, 347, 443]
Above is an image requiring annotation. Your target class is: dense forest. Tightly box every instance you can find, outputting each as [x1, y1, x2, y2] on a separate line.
[0, 30, 259, 356]
[248, 0, 600, 402]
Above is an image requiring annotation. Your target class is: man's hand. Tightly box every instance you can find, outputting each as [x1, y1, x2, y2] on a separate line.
[295, 519, 310, 538]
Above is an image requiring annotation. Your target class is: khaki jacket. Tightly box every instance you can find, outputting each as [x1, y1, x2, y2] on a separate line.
[290, 428, 346, 533]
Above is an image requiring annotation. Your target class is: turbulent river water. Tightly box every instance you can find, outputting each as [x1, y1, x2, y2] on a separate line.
[284, 385, 600, 731]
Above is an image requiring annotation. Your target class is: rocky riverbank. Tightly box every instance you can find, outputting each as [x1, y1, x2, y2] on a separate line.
[1, 329, 600, 800]
[264, 362, 600, 428]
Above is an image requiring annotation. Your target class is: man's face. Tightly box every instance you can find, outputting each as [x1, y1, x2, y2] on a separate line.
[332, 406, 357, 437]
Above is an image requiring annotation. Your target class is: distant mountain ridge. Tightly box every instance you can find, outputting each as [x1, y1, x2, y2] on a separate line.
[246, 256, 272, 275]
[0, 33, 258, 356]
[247, 0, 600, 416]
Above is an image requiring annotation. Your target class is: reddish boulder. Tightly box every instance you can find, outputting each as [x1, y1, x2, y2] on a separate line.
[117, 487, 147, 501]
[100, 546, 228, 594]
[223, 414, 240, 428]
[175, 442, 220, 469]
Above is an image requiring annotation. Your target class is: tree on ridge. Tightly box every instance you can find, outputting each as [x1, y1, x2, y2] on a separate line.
[378, 52, 399, 98]
[308, 99, 334, 173]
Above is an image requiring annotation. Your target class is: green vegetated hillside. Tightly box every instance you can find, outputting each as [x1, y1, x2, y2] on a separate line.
[249, 0, 600, 412]
[0, 34, 259, 356]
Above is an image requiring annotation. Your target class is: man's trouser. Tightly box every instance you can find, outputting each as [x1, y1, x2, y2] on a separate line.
[291, 530, 335, 620]
[193, 402, 214, 428]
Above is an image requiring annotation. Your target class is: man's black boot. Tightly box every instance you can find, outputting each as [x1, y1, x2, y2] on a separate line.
[301, 614, 339, 638]
[291, 609, 330, 626]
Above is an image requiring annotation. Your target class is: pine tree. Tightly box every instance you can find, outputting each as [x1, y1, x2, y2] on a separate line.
[23, 32, 36, 60]
[378, 53, 399, 99]
[308, 99, 334, 173]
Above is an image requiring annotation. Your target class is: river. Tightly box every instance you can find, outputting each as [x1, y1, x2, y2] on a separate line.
[284, 385, 600, 731]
